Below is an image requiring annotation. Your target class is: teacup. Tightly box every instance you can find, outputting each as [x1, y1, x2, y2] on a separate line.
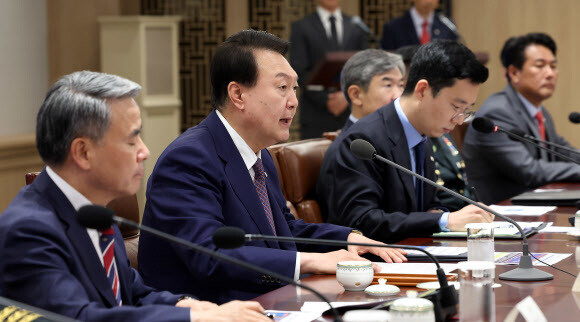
[336, 261, 374, 291]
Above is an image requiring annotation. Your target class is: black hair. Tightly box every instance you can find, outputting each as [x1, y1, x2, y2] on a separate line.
[500, 32, 556, 70]
[210, 29, 289, 109]
[402, 40, 488, 97]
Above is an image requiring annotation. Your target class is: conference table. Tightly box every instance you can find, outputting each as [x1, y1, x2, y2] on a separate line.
[254, 183, 580, 321]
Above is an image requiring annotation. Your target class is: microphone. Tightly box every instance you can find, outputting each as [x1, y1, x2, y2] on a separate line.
[213, 226, 458, 322]
[77, 206, 343, 322]
[508, 127, 580, 155]
[349, 139, 553, 281]
[569, 112, 580, 124]
[472, 117, 580, 165]
[351, 16, 378, 47]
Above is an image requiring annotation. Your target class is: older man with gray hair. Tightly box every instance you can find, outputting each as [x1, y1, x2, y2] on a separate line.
[0, 71, 269, 321]
[339, 49, 405, 132]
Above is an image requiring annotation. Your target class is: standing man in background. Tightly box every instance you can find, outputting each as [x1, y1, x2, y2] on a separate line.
[380, 0, 458, 51]
[290, 0, 369, 139]
[462, 32, 580, 204]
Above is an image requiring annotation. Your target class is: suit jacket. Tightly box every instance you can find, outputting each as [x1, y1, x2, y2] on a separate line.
[462, 84, 580, 204]
[316, 102, 443, 243]
[429, 133, 473, 211]
[380, 11, 458, 51]
[290, 12, 369, 139]
[0, 171, 189, 322]
[139, 111, 351, 303]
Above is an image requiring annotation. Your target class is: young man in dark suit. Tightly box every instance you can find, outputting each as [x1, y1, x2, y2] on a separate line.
[0, 71, 269, 321]
[318, 40, 493, 243]
[380, 0, 459, 51]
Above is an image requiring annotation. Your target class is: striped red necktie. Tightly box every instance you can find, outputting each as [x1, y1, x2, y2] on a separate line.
[420, 21, 430, 44]
[99, 227, 122, 306]
[535, 110, 546, 141]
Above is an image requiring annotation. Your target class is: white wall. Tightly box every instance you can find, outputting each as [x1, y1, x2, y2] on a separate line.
[0, 0, 47, 136]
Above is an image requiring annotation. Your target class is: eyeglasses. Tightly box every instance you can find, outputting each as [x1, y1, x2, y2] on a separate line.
[450, 105, 476, 122]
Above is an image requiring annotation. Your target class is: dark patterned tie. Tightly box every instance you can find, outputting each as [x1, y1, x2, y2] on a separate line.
[414, 141, 425, 211]
[99, 227, 122, 306]
[329, 15, 339, 49]
[253, 158, 277, 235]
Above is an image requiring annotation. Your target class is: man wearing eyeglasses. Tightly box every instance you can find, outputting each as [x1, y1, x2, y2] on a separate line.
[319, 40, 493, 243]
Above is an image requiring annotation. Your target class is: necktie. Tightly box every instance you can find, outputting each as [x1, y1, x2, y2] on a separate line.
[420, 21, 430, 44]
[99, 227, 122, 306]
[329, 15, 339, 48]
[253, 158, 276, 235]
[414, 141, 425, 211]
[535, 110, 546, 141]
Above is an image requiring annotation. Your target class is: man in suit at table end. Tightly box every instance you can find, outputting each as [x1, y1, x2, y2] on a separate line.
[139, 29, 407, 304]
[0, 71, 269, 321]
[318, 40, 494, 243]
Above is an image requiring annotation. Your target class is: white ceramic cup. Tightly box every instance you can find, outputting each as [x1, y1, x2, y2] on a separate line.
[336, 261, 374, 291]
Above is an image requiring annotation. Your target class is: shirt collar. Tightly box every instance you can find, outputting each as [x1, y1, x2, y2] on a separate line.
[516, 91, 542, 118]
[394, 97, 426, 149]
[410, 6, 434, 28]
[348, 114, 359, 124]
[216, 110, 261, 171]
[317, 6, 342, 22]
[46, 166, 92, 211]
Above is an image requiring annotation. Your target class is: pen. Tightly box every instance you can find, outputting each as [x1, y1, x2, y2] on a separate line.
[470, 186, 480, 202]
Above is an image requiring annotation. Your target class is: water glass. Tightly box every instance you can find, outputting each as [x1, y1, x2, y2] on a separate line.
[458, 261, 496, 322]
[467, 227, 495, 262]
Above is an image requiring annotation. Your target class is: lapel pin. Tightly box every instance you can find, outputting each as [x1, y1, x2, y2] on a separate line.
[434, 29, 440, 36]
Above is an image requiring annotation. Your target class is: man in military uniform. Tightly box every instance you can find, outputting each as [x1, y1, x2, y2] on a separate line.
[429, 133, 474, 211]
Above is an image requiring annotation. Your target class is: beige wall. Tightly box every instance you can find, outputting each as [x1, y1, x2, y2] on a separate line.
[454, 0, 580, 147]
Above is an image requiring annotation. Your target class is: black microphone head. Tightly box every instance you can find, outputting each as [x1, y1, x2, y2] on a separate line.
[77, 205, 115, 230]
[569, 112, 580, 124]
[350, 139, 376, 160]
[472, 117, 495, 134]
[212, 226, 246, 249]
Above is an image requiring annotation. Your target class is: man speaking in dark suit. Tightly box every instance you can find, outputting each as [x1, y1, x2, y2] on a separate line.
[317, 40, 493, 243]
[290, 0, 370, 139]
[0, 71, 269, 321]
[380, 0, 459, 51]
[462, 33, 580, 204]
[139, 30, 406, 304]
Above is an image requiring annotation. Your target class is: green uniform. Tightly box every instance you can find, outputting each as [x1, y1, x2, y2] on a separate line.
[429, 133, 473, 211]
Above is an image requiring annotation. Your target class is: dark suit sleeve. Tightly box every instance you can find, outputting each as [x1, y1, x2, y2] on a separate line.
[380, 22, 396, 50]
[318, 133, 442, 243]
[471, 104, 580, 189]
[0, 215, 189, 322]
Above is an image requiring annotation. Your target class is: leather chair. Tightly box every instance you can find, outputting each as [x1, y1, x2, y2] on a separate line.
[273, 138, 332, 223]
[25, 172, 141, 269]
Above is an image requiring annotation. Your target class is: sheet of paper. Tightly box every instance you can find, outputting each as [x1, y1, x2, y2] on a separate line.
[375, 262, 459, 274]
[489, 205, 556, 216]
[300, 301, 383, 314]
[495, 252, 572, 266]
[265, 310, 321, 322]
[540, 225, 576, 233]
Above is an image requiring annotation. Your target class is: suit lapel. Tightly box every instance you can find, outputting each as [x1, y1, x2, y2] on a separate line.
[383, 105, 417, 211]
[113, 228, 132, 305]
[504, 85, 548, 159]
[341, 14, 351, 50]
[208, 112, 279, 248]
[308, 13, 333, 49]
[402, 11, 420, 44]
[35, 172, 117, 307]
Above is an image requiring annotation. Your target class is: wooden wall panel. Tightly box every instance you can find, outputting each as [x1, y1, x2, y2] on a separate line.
[454, 0, 580, 147]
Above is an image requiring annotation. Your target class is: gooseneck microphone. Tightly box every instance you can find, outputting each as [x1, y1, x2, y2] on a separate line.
[77, 205, 343, 322]
[213, 226, 458, 322]
[508, 127, 580, 155]
[472, 117, 580, 165]
[569, 112, 580, 124]
[350, 138, 553, 281]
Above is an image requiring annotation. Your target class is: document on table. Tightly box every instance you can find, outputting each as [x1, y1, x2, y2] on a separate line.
[495, 252, 572, 266]
[489, 205, 556, 216]
[375, 262, 459, 274]
[540, 225, 576, 233]
[301, 301, 384, 314]
[265, 310, 321, 322]
[432, 221, 551, 238]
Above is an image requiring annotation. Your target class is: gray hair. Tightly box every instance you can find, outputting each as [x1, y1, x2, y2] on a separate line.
[36, 71, 141, 166]
[340, 49, 405, 105]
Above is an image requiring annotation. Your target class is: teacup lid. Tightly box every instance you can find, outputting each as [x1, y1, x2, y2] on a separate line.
[365, 278, 400, 296]
[390, 290, 433, 312]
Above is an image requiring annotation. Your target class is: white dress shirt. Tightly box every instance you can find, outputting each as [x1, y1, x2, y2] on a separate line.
[216, 110, 301, 280]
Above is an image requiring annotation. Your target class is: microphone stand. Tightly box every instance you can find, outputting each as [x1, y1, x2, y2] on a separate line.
[112, 217, 344, 322]
[507, 129, 580, 156]
[351, 139, 553, 281]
